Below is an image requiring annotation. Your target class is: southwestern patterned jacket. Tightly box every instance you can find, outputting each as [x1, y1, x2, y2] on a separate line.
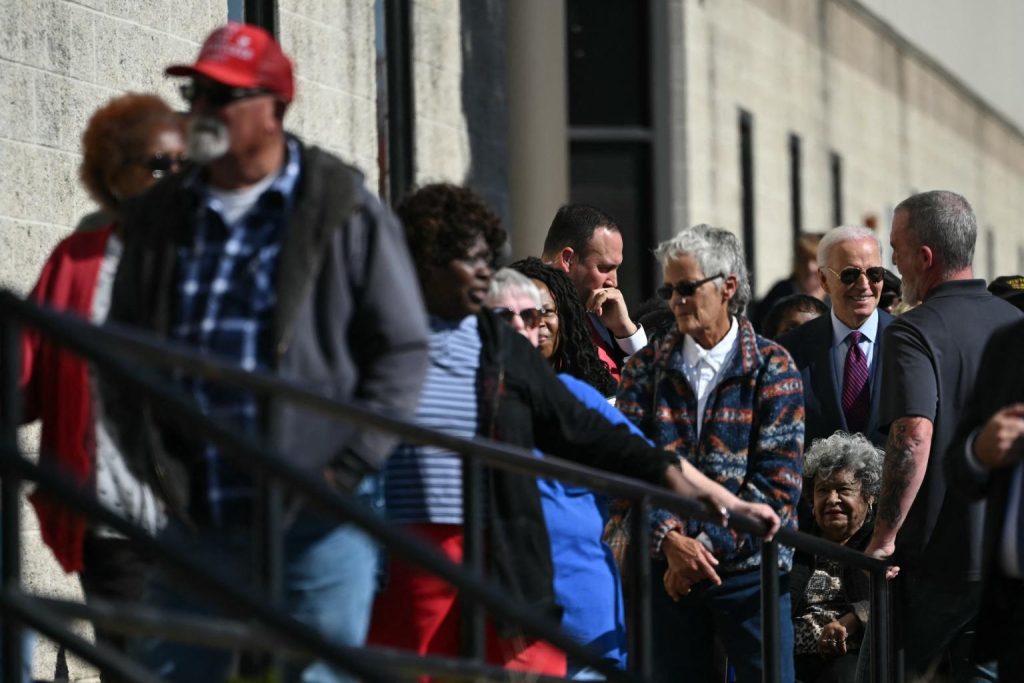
[616, 316, 804, 573]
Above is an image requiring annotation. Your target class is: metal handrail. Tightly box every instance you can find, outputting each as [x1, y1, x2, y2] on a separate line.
[0, 290, 895, 682]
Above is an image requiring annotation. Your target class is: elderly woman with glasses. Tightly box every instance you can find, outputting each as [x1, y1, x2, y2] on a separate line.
[19, 93, 186, 657]
[791, 432, 882, 683]
[616, 224, 805, 682]
[369, 187, 780, 680]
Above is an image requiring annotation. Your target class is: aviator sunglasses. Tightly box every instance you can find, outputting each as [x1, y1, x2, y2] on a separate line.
[657, 272, 725, 300]
[826, 266, 886, 285]
[491, 307, 544, 329]
[179, 81, 271, 108]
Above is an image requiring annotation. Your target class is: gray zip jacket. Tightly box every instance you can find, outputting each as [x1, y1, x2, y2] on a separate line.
[104, 137, 429, 521]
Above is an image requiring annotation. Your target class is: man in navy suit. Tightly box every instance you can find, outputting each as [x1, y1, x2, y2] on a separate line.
[779, 225, 893, 450]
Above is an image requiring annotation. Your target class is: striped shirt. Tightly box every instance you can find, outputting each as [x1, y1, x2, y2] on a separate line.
[384, 315, 480, 524]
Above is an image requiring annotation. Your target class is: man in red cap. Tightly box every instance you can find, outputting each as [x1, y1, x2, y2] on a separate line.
[104, 23, 429, 682]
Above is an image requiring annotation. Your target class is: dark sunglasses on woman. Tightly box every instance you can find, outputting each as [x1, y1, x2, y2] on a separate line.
[657, 273, 725, 300]
[491, 306, 543, 329]
[138, 153, 189, 179]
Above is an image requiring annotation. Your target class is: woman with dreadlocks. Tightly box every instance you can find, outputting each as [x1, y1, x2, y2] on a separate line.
[506, 257, 641, 677]
[509, 257, 617, 397]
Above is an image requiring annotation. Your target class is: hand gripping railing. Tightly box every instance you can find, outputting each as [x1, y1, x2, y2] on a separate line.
[0, 290, 895, 683]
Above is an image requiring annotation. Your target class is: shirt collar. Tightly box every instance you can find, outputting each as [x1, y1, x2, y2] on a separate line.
[682, 316, 739, 372]
[186, 135, 302, 210]
[830, 307, 879, 347]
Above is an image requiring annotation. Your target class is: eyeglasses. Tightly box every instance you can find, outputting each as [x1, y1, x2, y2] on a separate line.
[492, 307, 543, 329]
[826, 266, 886, 285]
[179, 81, 270, 108]
[137, 153, 188, 179]
[656, 273, 725, 300]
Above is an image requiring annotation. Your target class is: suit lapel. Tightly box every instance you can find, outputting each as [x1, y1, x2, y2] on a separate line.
[809, 316, 848, 432]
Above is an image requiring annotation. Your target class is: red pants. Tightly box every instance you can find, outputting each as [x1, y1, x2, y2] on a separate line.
[368, 524, 566, 681]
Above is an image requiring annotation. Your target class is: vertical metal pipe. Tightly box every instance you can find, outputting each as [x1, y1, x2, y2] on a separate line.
[255, 478, 285, 677]
[385, 0, 415, 203]
[869, 570, 892, 683]
[628, 497, 652, 677]
[760, 539, 781, 683]
[459, 458, 485, 661]
[243, 0, 278, 37]
[1, 319, 24, 683]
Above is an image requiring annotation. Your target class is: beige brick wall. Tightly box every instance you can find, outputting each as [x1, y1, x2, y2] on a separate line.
[679, 0, 1024, 296]
[1, 2, 222, 679]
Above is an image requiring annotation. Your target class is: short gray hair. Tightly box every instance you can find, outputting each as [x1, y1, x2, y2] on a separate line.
[803, 431, 884, 500]
[894, 190, 976, 275]
[817, 226, 882, 267]
[654, 224, 751, 316]
[486, 268, 541, 307]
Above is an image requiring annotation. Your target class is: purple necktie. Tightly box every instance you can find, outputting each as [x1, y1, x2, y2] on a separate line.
[842, 330, 870, 433]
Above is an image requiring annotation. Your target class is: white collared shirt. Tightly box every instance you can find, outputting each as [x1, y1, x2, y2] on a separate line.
[830, 308, 879, 393]
[682, 316, 740, 437]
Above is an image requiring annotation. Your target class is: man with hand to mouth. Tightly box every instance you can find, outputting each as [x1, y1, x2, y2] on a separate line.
[542, 204, 647, 382]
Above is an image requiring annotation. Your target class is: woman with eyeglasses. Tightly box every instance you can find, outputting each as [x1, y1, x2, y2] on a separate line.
[499, 259, 640, 678]
[615, 224, 805, 682]
[369, 186, 781, 681]
[19, 93, 185, 661]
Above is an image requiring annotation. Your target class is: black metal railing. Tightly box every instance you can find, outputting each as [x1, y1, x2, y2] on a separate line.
[0, 290, 896, 682]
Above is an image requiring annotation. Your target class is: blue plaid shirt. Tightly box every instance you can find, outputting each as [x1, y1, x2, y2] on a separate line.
[170, 138, 301, 524]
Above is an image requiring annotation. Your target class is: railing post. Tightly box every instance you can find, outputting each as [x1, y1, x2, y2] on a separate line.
[628, 496, 652, 677]
[460, 457, 485, 662]
[868, 569, 893, 683]
[1, 318, 24, 683]
[255, 477, 285, 678]
[760, 539, 780, 683]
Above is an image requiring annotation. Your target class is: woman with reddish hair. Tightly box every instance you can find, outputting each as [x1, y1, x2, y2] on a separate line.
[20, 92, 186, 657]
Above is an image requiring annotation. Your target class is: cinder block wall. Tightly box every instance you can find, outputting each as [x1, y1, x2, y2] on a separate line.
[678, 0, 1024, 296]
[2, 1, 504, 679]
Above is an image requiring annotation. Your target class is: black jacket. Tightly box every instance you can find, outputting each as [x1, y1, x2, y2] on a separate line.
[104, 137, 429, 520]
[474, 310, 676, 628]
[944, 318, 1024, 662]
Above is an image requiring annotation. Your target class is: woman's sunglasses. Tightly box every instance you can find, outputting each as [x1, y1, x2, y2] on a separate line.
[137, 153, 189, 179]
[492, 307, 543, 329]
[826, 266, 886, 285]
[657, 273, 725, 300]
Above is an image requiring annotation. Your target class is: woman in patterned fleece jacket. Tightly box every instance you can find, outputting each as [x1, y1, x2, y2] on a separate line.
[616, 224, 804, 683]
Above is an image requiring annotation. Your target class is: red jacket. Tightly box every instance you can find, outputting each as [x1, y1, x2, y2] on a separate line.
[21, 225, 113, 572]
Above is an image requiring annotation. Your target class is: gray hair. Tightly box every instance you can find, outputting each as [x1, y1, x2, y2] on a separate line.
[817, 226, 882, 267]
[894, 190, 976, 275]
[654, 224, 751, 316]
[803, 431, 884, 500]
[486, 268, 542, 307]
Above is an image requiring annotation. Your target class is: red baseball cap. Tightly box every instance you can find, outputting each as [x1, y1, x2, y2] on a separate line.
[166, 23, 294, 103]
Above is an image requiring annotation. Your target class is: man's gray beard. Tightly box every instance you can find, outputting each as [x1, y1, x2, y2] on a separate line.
[187, 117, 230, 165]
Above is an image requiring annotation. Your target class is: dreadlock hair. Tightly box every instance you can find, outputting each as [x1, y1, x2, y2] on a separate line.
[509, 257, 617, 396]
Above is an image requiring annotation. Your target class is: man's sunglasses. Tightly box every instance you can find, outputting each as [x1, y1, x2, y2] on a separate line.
[657, 273, 725, 300]
[826, 266, 886, 285]
[492, 307, 543, 329]
[179, 82, 270, 108]
[137, 153, 188, 179]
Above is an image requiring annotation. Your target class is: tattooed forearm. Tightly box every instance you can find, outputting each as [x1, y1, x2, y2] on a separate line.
[877, 417, 930, 527]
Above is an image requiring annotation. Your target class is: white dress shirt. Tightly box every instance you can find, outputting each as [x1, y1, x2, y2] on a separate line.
[830, 308, 879, 394]
[681, 317, 740, 438]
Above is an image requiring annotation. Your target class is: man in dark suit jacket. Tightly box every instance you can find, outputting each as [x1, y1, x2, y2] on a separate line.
[780, 226, 892, 450]
[946, 319, 1024, 681]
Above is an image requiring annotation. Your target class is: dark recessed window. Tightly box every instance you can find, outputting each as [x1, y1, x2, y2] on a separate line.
[830, 151, 843, 228]
[740, 110, 756, 293]
[789, 133, 802, 240]
[569, 141, 653, 306]
[567, 0, 650, 127]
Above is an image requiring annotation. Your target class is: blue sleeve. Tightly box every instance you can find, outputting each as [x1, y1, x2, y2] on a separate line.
[557, 374, 651, 444]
